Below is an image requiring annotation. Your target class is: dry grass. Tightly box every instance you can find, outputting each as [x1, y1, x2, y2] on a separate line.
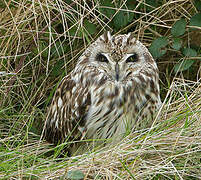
[0, 0, 201, 179]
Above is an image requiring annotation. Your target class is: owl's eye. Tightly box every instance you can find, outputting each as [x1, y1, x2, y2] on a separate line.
[96, 53, 109, 63]
[126, 53, 138, 63]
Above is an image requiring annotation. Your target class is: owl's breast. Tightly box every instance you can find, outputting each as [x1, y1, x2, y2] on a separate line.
[83, 79, 160, 140]
[84, 82, 135, 139]
[92, 81, 130, 109]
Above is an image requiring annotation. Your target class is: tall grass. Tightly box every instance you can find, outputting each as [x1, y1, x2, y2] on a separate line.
[0, 0, 201, 179]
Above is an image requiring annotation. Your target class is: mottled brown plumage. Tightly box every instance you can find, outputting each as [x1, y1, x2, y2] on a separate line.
[43, 32, 161, 151]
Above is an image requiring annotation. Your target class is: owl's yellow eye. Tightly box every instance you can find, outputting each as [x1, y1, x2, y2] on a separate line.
[96, 53, 108, 63]
[126, 53, 138, 63]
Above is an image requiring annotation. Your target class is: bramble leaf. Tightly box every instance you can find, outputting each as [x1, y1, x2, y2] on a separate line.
[149, 37, 168, 58]
[189, 13, 201, 28]
[182, 48, 197, 57]
[84, 19, 97, 35]
[174, 59, 194, 73]
[194, 0, 201, 11]
[171, 18, 186, 37]
[113, 10, 134, 29]
[172, 38, 182, 50]
[174, 48, 197, 72]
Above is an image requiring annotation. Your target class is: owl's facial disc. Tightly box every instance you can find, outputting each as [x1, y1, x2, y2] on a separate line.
[95, 52, 140, 82]
[96, 52, 120, 81]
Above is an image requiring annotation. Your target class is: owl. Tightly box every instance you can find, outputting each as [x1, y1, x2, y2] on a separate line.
[43, 32, 161, 151]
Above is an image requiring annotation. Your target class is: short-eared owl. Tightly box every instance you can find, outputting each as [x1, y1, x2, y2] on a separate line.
[44, 32, 161, 147]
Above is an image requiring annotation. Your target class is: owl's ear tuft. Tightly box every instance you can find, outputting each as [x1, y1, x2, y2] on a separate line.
[101, 31, 112, 43]
[127, 33, 136, 45]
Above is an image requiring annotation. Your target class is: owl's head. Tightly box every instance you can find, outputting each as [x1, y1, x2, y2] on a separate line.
[77, 32, 159, 83]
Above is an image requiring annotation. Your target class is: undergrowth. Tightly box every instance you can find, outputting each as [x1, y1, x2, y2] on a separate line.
[0, 0, 201, 179]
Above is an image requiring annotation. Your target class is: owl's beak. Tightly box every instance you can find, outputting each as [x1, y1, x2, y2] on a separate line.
[115, 63, 119, 81]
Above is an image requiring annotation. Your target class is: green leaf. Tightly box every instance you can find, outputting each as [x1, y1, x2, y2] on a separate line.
[174, 48, 197, 73]
[113, 0, 135, 30]
[84, 19, 97, 35]
[189, 13, 201, 28]
[172, 38, 182, 50]
[145, 0, 162, 12]
[171, 18, 186, 37]
[99, 0, 135, 31]
[194, 0, 201, 11]
[99, 0, 115, 19]
[68, 26, 82, 37]
[146, 0, 159, 7]
[149, 37, 168, 58]
[113, 10, 134, 30]
[62, 170, 84, 180]
[182, 48, 197, 57]
[51, 60, 64, 77]
[174, 59, 194, 73]
[0, 1, 6, 8]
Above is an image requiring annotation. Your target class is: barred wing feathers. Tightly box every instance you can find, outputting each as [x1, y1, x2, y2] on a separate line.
[44, 75, 91, 144]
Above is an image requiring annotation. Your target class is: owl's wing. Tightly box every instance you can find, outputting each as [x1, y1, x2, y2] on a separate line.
[43, 75, 91, 144]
